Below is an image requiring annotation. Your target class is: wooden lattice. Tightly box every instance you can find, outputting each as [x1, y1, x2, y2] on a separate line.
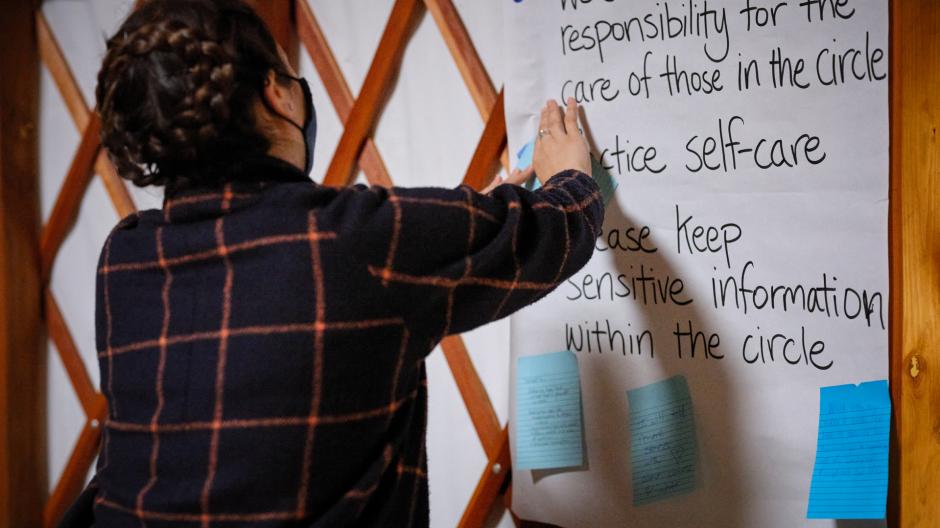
[37, 1, 516, 526]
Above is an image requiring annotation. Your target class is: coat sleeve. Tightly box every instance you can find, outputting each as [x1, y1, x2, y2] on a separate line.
[322, 169, 604, 342]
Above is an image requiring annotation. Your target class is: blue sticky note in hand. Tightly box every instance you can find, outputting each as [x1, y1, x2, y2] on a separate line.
[627, 375, 697, 506]
[807, 380, 891, 519]
[517, 140, 535, 172]
[514, 350, 584, 470]
[516, 139, 618, 204]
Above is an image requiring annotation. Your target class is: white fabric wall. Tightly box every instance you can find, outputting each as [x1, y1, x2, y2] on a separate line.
[40, 1, 511, 526]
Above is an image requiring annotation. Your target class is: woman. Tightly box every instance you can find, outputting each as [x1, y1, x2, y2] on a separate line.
[62, 0, 603, 526]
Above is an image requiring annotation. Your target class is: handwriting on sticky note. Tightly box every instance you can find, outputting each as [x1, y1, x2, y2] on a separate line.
[807, 380, 890, 520]
[515, 350, 584, 471]
[627, 375, 696, 506]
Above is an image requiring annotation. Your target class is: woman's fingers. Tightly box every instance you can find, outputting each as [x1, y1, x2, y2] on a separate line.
[538, 102, 553, 143]
[506, 165, 534, 186]
[537, 99, 567, 143]
[545, 99, 567, 137]
[570, 98, 591, 150]
[480, 165, 535, 194]
[564, 97, 579, 136]
[481, 174, 504, 194]
[531, 98, 593, 182]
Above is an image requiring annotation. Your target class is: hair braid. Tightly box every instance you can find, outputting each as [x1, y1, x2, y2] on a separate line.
[95, 0, 290, 192]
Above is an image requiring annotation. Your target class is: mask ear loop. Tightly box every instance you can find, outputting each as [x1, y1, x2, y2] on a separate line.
[261, 74, 306, 134]
[259, 73, 310, 173]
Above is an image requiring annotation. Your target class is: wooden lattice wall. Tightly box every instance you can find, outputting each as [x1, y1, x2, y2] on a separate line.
[1, 0, 936, 527]
[31, 1, 514, 526]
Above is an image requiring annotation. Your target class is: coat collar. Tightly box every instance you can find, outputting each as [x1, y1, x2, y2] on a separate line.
[160, 153, 312, 223]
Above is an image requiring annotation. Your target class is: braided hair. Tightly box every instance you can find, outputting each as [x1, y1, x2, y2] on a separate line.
[95, 0, 293, 194]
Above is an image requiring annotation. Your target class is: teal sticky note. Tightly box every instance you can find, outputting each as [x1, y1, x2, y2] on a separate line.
[591, 154, 618, 204]
[516, 138, 618, 204]
[807, 380, 890, 519]
[514, 350, 584, 470]
[518, 140, 541, 192]
[627, 375, 697, 506]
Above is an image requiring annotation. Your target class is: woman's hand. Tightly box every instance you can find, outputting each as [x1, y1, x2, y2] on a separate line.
[480, 97, 588, 194]
[532, 97, 591, 184]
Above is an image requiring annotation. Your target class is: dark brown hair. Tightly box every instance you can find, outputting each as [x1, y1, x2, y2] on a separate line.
[95, 0, 292, 194]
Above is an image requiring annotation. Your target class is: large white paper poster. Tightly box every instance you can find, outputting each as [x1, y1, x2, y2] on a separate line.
[505, 1, 889, 527]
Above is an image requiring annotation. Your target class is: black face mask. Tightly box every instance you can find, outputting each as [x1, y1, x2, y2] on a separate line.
[263, 74, 317, 175]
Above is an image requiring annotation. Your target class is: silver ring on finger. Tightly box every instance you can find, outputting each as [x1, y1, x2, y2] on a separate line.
[538, 128, 550, 139]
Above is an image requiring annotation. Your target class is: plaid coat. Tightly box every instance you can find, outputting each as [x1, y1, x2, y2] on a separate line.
[62, 153, 603, 527]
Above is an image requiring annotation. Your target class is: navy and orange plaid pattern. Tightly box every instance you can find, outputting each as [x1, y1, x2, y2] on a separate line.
[66, 153, 603, 527]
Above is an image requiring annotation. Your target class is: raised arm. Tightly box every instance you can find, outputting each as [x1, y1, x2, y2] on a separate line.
[322, 168, 603, 343]
[322, 97, 604, 343]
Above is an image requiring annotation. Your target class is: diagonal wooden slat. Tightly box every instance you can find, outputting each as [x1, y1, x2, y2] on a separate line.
[36, 6, 137, 524]
[423, 0, 495, 120]
[296, 0, 392, 187]
[297, 4, 515, 521]
[423, 6, 516, 521]
[36, 12, 90, 131]
[459, 426, 511, 528]
[39, 115, 101, 283]
[440, 336, 502, 458]
[94, 150, 137, 220]
[295, 0, 356, 125]
[298, 0, 508, 462]
[36, 11, 137, 219]
[37, 4, 150, 522]
[424, 0, 509, 173]
[438, 91, 510, 459]
[462, 89, 507, 192]
[42, 400, 106, 528]
[323, 0, 423, 187]
[44, 291, 100, 416]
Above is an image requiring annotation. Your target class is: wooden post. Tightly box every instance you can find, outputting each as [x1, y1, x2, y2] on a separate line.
[890, 1, 940, 526]
[247, 0, 300, 73]
[0, 0, 46, 526]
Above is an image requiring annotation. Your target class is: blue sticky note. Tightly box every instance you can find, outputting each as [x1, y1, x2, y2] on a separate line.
[516, 138, 618, 204]
[807, 380, 891, 519]
[514, 350, 584, 470]
[627, 375, 697, 506]
[517, 140, 535, 171]
[591, 155, 619, 204]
